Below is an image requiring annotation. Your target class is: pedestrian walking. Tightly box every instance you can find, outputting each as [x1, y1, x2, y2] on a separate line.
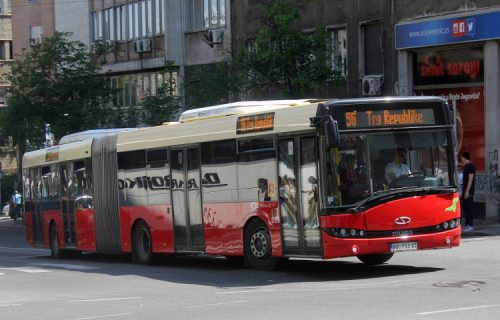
[461, 151, 476, 232]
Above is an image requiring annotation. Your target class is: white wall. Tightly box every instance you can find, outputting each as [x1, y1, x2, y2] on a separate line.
[54, 0, 90, 45]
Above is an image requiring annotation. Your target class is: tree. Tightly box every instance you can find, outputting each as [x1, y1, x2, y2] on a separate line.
[238, 0, 343, 98]
[186, 0, 343, 106]
[139, 61, 181, 125]
[0, 32, 115, 174]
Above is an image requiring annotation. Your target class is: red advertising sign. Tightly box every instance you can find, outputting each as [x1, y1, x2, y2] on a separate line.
[414, 86, 485, 171]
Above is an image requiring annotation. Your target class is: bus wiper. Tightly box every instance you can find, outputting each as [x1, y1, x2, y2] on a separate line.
[346, 186, 456, 213]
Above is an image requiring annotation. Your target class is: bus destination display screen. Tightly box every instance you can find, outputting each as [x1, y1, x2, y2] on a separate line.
[237, 112, 275, 134]
[344, 108, 436, 129]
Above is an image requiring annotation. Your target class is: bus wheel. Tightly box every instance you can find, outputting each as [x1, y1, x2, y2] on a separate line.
[244, 219, 278, 270]
[50, 224, 63, 259]
[357, 253, 394, 265]
[132, 221, 153, 265]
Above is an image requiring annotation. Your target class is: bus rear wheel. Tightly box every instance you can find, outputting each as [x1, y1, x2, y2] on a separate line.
[357, 253, 394, 265]
[50, 224, 64, 259]
[244, 219, 278, 270]
[132, 221, 153, 265]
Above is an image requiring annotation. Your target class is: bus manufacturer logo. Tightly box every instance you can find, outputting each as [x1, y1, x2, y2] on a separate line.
[394, 216, 412, 225]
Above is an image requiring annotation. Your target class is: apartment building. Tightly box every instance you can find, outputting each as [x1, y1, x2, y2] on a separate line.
[0, 0, 12, 107]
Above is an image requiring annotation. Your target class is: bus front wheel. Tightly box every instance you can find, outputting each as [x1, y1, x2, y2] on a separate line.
[357, 253, 394, 265]
[132, 221, 153, 265]
[244, 219, 278, 270]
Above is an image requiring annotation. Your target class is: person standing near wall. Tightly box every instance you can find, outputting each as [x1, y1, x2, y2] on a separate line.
[461, 151, 476, 232]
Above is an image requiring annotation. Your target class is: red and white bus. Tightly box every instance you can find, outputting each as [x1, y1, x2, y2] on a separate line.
[23, 97, 461, 269]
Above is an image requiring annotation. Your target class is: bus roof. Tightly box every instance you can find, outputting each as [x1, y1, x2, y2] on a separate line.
[178, 99, 324, 122]
[117, 100, 325, 152]
[324, 96, 448, 106]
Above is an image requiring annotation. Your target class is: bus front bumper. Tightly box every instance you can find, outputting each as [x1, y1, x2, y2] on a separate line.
[322, 227, 461, 259]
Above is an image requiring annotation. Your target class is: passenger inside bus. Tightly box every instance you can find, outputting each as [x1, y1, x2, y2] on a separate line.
[339, 153, 367, 204]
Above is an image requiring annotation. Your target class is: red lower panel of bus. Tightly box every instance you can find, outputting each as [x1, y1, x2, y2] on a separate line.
[119, 205, 174, 253]
[24, 210, 33, 245]
[75, 208, 96, 251]
[203, 201, 281, 257]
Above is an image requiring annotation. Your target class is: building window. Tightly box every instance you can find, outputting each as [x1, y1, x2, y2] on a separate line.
[30, 26, 43, 45]
[0, 41, 12, 60]
[329, 27, 347, 76]
[0, 87, 6, 106]
[362, 21, 383, 75]
[111, 70, 179, 108]
[188, 0, 225, 31]
[91, 1, 165, 42]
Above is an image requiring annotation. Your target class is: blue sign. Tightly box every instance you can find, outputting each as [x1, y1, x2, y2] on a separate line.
[396, 10, 500, 49]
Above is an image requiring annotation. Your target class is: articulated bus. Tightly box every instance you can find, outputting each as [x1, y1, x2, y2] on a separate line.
[23, 97, 461, 270]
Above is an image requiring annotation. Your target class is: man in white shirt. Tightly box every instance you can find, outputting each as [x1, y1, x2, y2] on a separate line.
[385, 148, 411, 184]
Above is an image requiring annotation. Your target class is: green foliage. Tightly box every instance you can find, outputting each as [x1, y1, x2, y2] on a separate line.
[1, 173, 18, 205]
[139, 61, 180, 125]
[0, 32, 114, 157]
[186, 0, 343, 105]
[185, 62, 242, 109]
[237, 0, 343, 97]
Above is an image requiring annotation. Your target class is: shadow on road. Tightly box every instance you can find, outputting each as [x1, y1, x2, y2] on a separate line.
[1, 219, 444, 288]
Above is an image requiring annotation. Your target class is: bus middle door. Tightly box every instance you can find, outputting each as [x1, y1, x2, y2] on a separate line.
[171, 147, 204, 253]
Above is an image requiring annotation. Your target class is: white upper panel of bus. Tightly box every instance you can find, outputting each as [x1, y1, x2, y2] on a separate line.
[23, 139, 93, 168]
[117, 100, 324, 152]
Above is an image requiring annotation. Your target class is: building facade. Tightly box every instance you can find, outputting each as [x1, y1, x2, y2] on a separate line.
[0, 0, 12, 107]
[395, 0, 500, 222]
[11, 0, 55, 56]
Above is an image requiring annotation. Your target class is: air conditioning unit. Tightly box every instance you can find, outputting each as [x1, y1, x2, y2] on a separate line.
[361, 75, 383, 96]
[133, 38, 152, 53]
[203, 29, 224, 47]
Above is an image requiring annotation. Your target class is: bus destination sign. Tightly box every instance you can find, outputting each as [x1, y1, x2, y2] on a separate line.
[237, 112, 275, 134]
[344, 108, 435, 129]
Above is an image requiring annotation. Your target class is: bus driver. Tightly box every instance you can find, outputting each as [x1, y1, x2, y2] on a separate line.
[385, 148, 411, 185]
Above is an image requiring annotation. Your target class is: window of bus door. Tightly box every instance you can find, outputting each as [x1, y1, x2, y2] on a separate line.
[323, 129, 453, 208]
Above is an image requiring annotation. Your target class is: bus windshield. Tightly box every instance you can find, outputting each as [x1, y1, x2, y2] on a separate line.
[323, 129, 454, 208]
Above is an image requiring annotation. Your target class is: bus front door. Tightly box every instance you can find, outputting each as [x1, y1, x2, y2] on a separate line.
[278, 136, 322, 256]
[171, 148, 204, 252]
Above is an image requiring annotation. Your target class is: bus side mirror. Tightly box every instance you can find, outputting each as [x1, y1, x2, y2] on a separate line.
[324, 117, 340, 148]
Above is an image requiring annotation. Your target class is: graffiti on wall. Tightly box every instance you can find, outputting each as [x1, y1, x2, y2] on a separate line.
[476, 150, 500, 204]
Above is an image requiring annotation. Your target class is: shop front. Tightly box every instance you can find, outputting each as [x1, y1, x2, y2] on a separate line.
[395, 9, 500, 222]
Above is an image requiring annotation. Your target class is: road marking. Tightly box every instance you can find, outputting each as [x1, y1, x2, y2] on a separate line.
[0, 246, 49, 252]
[69, 297, 142, 303]
[31, 263, 98, 271]
[0, 299, 28, 304]
[417, 304, 500, 315]
[0, 304, 23, 307]
[216, 289, 276, 295]
[186, 300, 248, 309]
[0, 267, 50, 273]
[68, 313, 131, 320]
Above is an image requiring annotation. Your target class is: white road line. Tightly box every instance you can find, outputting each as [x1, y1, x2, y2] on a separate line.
[0, 267, 50, 273]
[31, 263, 98, 271]
[417, 304, 500, 315]
[0, 273, 4, 275]
[68, 312, 131, 320]
[0, 304, 23, 307]
[69, 297, 142, 303]
[186, 300, 248, 309]
[216, 289, 276, 295]
[0, 299, 28, 304]
[0, 246, 49, 252]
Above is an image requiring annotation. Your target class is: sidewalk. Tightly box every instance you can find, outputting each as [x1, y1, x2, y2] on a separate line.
[461, 223, 500, 237]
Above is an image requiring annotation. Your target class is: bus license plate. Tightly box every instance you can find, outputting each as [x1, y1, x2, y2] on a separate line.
[390, 242, 418, 252]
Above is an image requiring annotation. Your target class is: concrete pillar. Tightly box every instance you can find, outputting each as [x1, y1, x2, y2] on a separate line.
[397, 50, 412, 96]
[483, 41, 500, 223]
